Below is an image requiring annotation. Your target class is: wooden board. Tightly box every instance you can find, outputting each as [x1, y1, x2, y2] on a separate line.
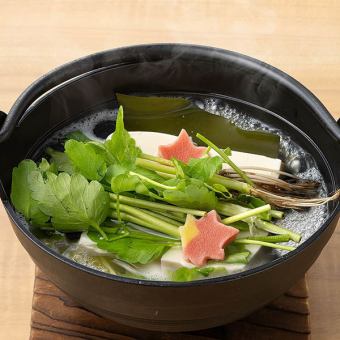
[31, 269, 310, 339]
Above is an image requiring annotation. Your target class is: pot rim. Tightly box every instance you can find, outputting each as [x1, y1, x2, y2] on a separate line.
[1, 43, 339, 287]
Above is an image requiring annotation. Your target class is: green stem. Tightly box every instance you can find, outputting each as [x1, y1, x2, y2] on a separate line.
[234, 239, 295, 251]
[237, 234, 291, 243]
[196, 133, 253, 186]
[110, 193, 206, 216]
[156, 210, 186, 223]
[92, 223, 108, 240]
[254, 219, 301, 243]
[210, 174, 251, 193]
[140, 153, 173, 166]
[216, 201, 249, 216]
[111, 211, 166, 234]
[137, 156, 250, 193]
[270, 209, 284, 219]
[129, 171, 177, 190]
[110, 203, 180, 238]
[140, 209, 182, 227]
[136, 158, 176, 175]
[222, 204, 271, 225]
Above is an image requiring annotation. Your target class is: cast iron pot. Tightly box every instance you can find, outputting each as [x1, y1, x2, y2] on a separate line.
[0, 44, 339, 332]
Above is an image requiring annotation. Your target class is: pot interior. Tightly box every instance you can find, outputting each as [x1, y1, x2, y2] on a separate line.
[0, 52, 339, 282]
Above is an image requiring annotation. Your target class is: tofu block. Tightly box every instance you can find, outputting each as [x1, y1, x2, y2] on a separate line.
[128, 131, 282, 178]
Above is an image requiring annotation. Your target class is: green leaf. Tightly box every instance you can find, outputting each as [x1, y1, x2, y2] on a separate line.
[163, 179, 217, 210]
[46, 147, 74, 174]
[183, 156, 223, 182]
[171, 267, 216, 282]
[39, 158, 58, 175]
[65, 139, 107, 181]
[111, 173, 140, 194]
[10, 160, 49, 226]
[224, 251, 250, 264]
[237, 194, 270, 220]
[88, 231, 168, 265]
[65, 130, 92, 142]
[31, 172, 110, 235]
[104, 106, 141, 169]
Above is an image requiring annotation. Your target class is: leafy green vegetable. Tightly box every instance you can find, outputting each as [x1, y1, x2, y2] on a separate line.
[65, 130, 92, 142]
[171, 267, 225, 282]
[163, 178, 217, 210]
[88, 230, 169, 264]
[183, 156, 223, 182]
[224, 252, 250, 264]
[31, 172, 110, 237]
[104, 106, 141, 170]
[11, 160, 50, 226]
[111, 173, 141, 194]
[65, 139, 107, 181]
[46, 147, 74, 174]
[39, 158, 58, 175]
[237, 194, 270, 221]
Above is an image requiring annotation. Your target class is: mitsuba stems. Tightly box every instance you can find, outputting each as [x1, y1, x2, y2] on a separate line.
[234, 239, 295, 251]
[137, 156, 251, 194]
[222, 204, 271, 225]
[237, 234, 291, 243]
[110, 202, 180, 238]
[110, 193, 206, 216]
[254, 219, 301, 243]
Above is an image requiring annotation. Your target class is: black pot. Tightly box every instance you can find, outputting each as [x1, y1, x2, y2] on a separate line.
[0, 44, 339, 332]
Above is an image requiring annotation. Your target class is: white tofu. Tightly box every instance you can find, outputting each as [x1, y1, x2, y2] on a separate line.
[161, 230, 267, 276]
[78, 232, 108, 256]
[128, 131, 281, 178]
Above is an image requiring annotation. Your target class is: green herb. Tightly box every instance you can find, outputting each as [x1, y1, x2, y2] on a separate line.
[65, 140, 107, 181]
[254, 219, 301, 243]
[104, 106, 141, 169]
[31, 172, 110, 238]
[237, 194, 270, 220]
[224, 252, 250, 264]
[39, 158, 58, 175]
[110, 193, 206, 217]
[46, 147, 74, 174]
[171, 267, 216, 282]
[65, 130, 92, 142]
[163, 178, 217, 210]
[182, 156, 223, 182]
[234, 238, 295, 251]
[88, 231, 169, 265]
[10, 160, 49, 226]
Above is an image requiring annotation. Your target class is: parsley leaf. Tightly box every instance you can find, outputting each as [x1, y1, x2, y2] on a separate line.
[65, 139, 107, 181]
[163, 178, 217, 210]
[171, 267, 216, 282]
[88, 230, 170, 264]
[183, 156, 223, 182]
[104, 106, 141, 169]
[31, 172, 110, 237]
[46, 147, 74, 174]
[10, 160, 49, 226]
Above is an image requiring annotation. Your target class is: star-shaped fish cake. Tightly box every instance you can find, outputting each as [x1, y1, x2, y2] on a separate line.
[158, 129, 207, 163]
[180, 210, 239, 267]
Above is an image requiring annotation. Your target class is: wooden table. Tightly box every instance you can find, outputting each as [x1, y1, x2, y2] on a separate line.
[0, 1, 339, 339]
